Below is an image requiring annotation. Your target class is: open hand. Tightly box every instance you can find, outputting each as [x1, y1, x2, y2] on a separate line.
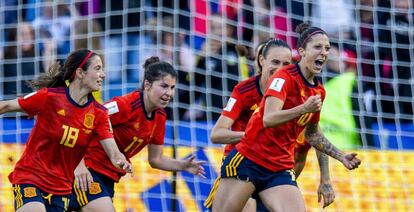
[183, 155, 207, 178]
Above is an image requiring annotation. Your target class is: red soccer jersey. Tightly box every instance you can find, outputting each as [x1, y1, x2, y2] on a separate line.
[221, 75, 262, 156]
[9, 87, 113, 195]
[84, 90, 166, 182]
[236, 64, 326, 172]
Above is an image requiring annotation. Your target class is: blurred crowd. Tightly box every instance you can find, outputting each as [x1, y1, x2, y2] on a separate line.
[0, 0, 413, 147]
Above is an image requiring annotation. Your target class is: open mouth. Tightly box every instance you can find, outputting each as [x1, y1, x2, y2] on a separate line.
[314, 59, 325, 70]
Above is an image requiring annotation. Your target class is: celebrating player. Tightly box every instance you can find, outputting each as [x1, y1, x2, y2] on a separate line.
[0, 49, 132, 212]
[205, 39, 334, 211]
[212, 23, 361, 212]
[69, 56, 205, 211]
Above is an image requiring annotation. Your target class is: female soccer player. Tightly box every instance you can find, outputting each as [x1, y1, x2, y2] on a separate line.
[205, 39, 334, 211]
[69, 56, 206, 211]
[0, 49, 132, 212]
[212, 23, 361, 212]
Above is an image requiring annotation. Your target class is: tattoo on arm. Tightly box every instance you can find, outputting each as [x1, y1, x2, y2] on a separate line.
[305, 123, 343, 161]
[316, 150, 330, 181]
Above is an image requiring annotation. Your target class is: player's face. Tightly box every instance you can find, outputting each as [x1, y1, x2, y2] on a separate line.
[83, 55, 105, 92]
[260, 46, 292, 79]
[145, 74, 176, 110]
[300, 33, 330, 75]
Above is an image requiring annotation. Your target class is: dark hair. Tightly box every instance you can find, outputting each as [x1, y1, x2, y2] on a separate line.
[142, 56, 177, 89]
[296, 23, 327, 49]
[257, 38, 291, 74]
[29, 49, 98, 89]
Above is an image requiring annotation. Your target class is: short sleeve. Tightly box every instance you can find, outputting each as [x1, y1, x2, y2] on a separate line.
[264, 70, 291, 102]
[221, 89, 243, 120]
[18, 88, 48, 116]
[105, 96, 131, 126]
[95, 110, 114, 141]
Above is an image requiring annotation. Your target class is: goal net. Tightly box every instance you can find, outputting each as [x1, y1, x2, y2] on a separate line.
[1, 0, 413, 211]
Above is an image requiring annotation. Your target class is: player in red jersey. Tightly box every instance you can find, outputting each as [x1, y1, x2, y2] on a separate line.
[69, 56, 206, 211]
[205, 39, 334, 211]
[212, 23, 361, 212]
[0, 49, 132, 212]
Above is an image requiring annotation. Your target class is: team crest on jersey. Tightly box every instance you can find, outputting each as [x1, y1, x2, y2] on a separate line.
[84, 114, 95, 129]
[89, 182, 102, 195]
[23, 187, 37, 198]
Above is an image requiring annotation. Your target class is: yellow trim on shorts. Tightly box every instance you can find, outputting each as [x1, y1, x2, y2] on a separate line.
[14, 185, 24, 209]
[203, 176, 221, 208]
[225, 152, 244, 177]
[73, 181, 89, 206]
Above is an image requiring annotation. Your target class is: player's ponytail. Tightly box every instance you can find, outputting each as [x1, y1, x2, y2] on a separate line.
[28, 49, 98, 89]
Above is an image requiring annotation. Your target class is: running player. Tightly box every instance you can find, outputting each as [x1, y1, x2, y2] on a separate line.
[69, 56, 205, 211]
[0, 49, 132, 212]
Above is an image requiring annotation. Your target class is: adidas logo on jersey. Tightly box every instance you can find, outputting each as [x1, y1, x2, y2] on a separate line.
[57, 109, 66, 116]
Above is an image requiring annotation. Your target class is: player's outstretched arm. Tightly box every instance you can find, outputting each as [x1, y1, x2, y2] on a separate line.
[148, 144, 206, 177]
[315, 150, 335, 208]
[0, 99, 23, 115]
[305, 123, 361, 170]
[99, 138, 133, 174]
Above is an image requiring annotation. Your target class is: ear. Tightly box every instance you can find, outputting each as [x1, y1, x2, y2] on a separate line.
[298, 47, 306, 58]
[258, 54, 266, 68]
[144, 80, 151, 90]
[73, 68, 84, 80]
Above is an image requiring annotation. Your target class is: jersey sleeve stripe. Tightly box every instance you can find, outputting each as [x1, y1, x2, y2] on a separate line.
[47, 87, 66, 93]
[238, 83, 256, 94]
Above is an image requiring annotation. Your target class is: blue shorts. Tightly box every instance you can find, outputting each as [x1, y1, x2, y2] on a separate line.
[13, 184, 70, 211]
[221, 149, 297, 194]
[68, 169, 115, 211]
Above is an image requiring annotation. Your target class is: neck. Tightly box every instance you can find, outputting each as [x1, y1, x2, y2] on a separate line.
[259, 74, 267, 93]
[69, 81, 89, 105]
[298, 62, 315, 84]
[143, 91, 156, 116]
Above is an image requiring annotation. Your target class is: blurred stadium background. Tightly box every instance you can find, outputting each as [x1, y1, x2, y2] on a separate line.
[1, 0, 414, 211]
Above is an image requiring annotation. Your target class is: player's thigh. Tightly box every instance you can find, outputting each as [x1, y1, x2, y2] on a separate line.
[241, 197, 257, 212]
[80, 196, 115, 212]
[213, 178, 255, 212]
[16, 202, 46, 212]
[258, 185, 305, 212]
